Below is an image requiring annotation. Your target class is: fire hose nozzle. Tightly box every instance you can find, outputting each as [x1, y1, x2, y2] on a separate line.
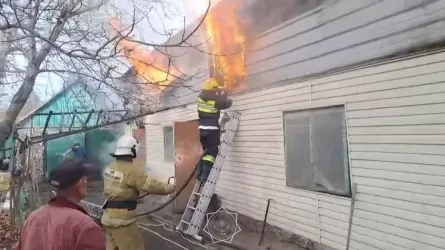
[168, 176, 176, 185]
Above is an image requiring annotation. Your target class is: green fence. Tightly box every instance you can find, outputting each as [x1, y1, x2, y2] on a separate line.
[45, 129, 121, 180]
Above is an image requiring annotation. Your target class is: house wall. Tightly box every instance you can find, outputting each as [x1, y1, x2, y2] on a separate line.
[133, 128, 147, 169]
[159, 0, 445, 108]
[145, 106, 198, 180]
[145, 50, 445, 250]
[143, 0, 445, 249]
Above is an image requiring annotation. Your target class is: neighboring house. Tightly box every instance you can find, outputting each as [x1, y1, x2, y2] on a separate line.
[141, 1, 445, 250]
[16, 82, 128, 181]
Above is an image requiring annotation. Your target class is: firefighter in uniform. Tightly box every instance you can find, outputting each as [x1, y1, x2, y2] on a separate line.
[101, 135, 175, 250]
[197, 78, 233, 182]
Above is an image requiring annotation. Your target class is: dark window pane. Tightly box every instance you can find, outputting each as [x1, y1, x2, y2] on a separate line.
[311, 106, 350, 196]
[284, 106, 351, 197]
[163, 126, 174, 162]
[284, 112, 312, 189]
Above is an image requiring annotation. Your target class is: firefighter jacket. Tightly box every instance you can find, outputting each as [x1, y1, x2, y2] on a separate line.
[101, 160, 175, 228]
[197, 90, 233, 129]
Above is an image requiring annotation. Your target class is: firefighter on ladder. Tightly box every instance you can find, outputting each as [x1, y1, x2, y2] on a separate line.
[197, 78, 233, 183]
[101, 135, 175, 250]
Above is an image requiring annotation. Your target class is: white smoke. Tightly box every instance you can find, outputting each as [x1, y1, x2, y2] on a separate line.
[94, 123, 126, 172]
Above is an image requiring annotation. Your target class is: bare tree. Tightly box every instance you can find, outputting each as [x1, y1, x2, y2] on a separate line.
[0, 0, 211, 147]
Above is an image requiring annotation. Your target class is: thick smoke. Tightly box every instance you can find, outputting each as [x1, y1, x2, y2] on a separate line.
[94, 123, 126, 171]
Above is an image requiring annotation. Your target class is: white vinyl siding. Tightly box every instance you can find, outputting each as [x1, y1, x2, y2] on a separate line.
[145, 50, 445, 250]
[225, 51, 445, 250]
[145, 108, 189, 180]
[246, 0, 445, 89]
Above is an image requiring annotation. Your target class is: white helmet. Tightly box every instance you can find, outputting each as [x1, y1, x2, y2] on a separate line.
[113, 135, 139, 158]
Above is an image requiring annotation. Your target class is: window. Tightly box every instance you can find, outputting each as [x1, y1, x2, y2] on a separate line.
[163, 126, 174, 162]
[283, 106, 351, 197]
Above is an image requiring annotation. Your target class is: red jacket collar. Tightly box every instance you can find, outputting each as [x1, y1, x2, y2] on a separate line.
[49, 196, 88, 215]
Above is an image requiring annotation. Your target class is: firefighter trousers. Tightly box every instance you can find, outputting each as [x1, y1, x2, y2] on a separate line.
[104, 222, 144, 250]
[198, 129, 220, 182]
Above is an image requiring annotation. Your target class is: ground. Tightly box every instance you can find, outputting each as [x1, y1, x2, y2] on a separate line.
[39, 181, 230, 250]
[138, 217, 226, 250]
[39, 180, 304, 250]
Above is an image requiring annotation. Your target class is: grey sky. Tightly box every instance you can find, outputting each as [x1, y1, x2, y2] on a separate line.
[1, 0, 219, 106]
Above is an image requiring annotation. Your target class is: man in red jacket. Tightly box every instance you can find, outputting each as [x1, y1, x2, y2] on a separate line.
[14, 158, 105, 250]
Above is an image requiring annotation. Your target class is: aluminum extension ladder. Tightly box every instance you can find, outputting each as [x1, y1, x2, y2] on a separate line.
[176, 111, 241, 241]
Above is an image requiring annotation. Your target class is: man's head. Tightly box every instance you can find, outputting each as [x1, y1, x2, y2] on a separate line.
[49, 158, 93, 201]
[72, 143, 81, 151]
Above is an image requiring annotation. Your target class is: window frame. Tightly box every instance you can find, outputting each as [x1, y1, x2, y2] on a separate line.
[282, 105, 352, 198]
[163, 125, 174, 162]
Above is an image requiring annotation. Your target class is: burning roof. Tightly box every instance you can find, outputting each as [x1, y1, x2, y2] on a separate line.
[110, 0, 249, 104]
[205, 0, 248, 91]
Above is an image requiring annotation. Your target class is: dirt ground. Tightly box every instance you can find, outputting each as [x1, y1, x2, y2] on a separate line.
[39, 180, 307, 250]
[39, 181, 224, 250]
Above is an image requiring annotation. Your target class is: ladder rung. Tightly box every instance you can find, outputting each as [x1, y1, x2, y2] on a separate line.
[187, 206, 196, 210]
[193, 192, 202, 196]
[180, 220, 190, 225]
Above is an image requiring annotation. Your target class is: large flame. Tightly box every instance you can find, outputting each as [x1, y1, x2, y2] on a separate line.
[205, 0, 247, 90]
[109, 19, 177, 94]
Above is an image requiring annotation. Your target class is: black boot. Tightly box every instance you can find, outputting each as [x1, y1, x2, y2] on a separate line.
[196, 161, 203, 181]
[199, 161, 213, 182]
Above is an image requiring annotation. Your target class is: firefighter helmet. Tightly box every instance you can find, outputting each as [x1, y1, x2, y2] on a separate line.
[112, 135, 139, 158]
[202, 78, 220, 91]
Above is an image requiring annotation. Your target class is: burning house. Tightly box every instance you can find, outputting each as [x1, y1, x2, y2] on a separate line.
[118, 0, 445, 249]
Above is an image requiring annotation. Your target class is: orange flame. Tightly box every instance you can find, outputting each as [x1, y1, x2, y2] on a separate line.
[205, 0, 248, 90]
[109, 19, 177, 94]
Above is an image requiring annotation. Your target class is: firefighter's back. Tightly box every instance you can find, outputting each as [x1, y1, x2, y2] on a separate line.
[102, 160, 139, 228]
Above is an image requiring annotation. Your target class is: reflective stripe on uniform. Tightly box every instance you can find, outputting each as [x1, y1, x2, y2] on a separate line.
[197, 98, 217, 113]
[198, 125, 219, 130]
[202, 155, 215, 163]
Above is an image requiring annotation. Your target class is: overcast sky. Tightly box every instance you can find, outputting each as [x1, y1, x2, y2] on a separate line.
[2, 0, 221, 106]
[47, 0, 221, 99]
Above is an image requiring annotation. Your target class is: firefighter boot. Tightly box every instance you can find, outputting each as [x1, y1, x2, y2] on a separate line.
[196, 161, 203, 181]
[199, 161, 213, 182]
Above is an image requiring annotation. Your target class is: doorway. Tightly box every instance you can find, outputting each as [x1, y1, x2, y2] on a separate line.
[173, 120, 202, 213]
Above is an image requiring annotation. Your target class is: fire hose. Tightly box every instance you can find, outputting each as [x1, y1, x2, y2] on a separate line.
[135, 156, 201, 217]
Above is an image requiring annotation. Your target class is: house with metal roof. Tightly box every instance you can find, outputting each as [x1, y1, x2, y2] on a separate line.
[15, 81, 128, 181]
[139, 0, 445, 249]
